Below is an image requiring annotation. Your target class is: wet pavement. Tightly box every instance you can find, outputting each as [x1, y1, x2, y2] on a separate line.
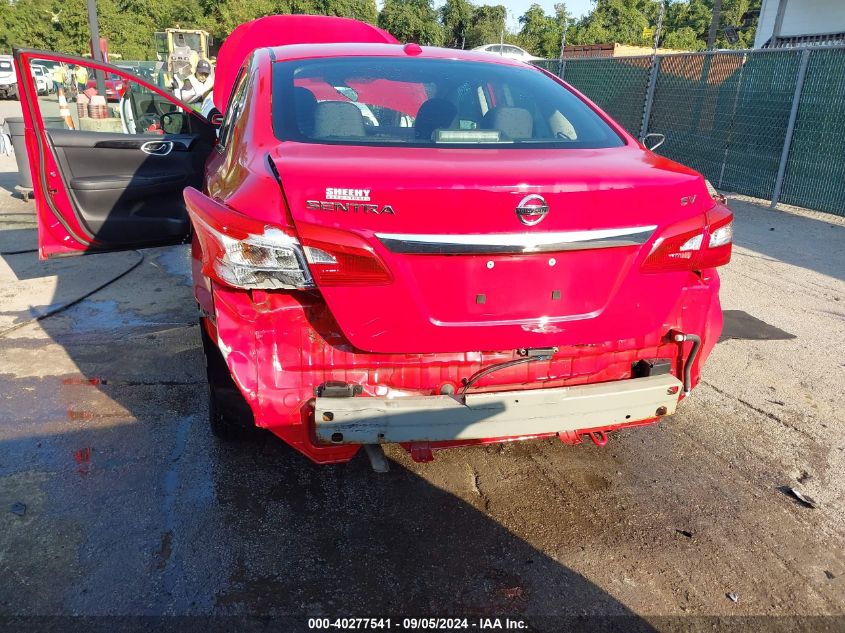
[1, 101, 844, 631]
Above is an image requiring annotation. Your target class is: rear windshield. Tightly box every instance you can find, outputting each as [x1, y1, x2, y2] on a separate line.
[272, 57, 625, 149]
[0, 61, 12, 71]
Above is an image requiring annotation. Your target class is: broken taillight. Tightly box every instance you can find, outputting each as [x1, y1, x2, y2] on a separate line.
[641, 204, 733, 273]
[184, 188, 392, 290]
[185, 187, 313, 290]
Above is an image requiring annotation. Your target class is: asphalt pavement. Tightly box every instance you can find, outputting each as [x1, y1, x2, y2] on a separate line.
[0, 99, 843, 631]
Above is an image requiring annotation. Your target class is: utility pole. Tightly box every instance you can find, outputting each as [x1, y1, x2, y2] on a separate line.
[558, 17, 568, 76]
[708, 0, 723, 50]
[652, 1, 665, 57]
[86, 0, 107, 95]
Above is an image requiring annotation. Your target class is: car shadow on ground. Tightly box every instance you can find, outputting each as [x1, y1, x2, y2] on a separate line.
[0, 222, 659, 629]
[728, 197, 845, 282]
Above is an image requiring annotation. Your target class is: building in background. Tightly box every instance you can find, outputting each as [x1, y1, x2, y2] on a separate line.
[561, 43, 690, 59]
[755, 0, 845, 48]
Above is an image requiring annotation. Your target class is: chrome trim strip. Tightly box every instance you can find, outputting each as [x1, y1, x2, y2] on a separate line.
[376, 226, 657, 255]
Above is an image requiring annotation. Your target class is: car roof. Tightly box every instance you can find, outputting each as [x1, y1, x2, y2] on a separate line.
[267, 43, 531, 69]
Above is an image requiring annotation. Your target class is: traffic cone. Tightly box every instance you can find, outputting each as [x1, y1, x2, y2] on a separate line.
[58, 88, 75, 130]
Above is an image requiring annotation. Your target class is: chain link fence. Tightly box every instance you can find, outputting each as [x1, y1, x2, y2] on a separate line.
[538, 46, 845, 217]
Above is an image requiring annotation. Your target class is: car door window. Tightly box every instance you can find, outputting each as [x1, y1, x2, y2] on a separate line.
[27, 57, 194, 135]
[217, 69, 249, 149]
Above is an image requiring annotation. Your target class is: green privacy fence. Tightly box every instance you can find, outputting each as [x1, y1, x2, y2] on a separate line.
[535, 57, 652, 135]
[781, 49, 845, 212]
[537, 47, 845, 217]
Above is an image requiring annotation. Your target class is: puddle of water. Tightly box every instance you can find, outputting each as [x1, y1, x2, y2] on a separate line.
[154, 247, 192, 286]
[67, 300, 149, 333]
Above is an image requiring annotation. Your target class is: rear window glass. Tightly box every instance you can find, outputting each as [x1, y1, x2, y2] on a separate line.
[0, 61, 12, 71]
[272, 57, 624, 149]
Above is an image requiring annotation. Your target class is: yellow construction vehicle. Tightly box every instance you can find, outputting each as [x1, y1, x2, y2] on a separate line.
[153, 28, 212, 85]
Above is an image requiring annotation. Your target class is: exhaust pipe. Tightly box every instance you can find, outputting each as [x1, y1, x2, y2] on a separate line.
[364, 444, 390, 473]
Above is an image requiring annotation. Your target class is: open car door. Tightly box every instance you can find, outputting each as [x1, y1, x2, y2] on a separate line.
[13, 49, 216, 258]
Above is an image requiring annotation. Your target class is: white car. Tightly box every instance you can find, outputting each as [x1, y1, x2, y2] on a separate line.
[0, 55, 17, 99]
[472, 44, 543, 63]
[31, 65, 52, 95]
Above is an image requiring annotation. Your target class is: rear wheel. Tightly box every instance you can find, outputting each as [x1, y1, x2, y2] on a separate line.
[201, 322, 255, 440]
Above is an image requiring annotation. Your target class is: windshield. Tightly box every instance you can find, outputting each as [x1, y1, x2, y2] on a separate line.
[174, 33, 202, 52]
[272, 57, 625, 149]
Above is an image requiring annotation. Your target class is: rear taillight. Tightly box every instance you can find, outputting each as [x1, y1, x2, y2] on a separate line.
[184, 188, 392, 290]
[300, 229, 392, 286]
[701, 205, 733, 268]
[641, 204, 733, 273]
[205, 221, 313, 289]
[185, 187, 313, 290]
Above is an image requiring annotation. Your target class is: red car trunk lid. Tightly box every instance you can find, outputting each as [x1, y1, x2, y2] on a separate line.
[271, 144, 708, 354]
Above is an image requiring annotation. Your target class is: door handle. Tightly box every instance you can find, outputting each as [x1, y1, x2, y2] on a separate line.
[140, 140, 174, 156]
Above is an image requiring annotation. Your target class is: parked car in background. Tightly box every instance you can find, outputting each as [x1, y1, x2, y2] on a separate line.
[86, 73, 126, 101]
[472, 43, 543, 62]
[13, 14, 732, 469]
[0, 55, 17, 99]
[31, 64, 51, 95]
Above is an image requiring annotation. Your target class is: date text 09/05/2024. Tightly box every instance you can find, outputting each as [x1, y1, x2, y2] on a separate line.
[307, 618, 529, 630]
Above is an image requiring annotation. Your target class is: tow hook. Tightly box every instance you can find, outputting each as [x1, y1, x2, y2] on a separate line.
[585, 431, 608, 447]
[557, 431, 610, 447]
[671, 331, 702, 396]
[409, 442, 434, 463]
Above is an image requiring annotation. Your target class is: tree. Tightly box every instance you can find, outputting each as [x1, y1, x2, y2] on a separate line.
[440, 0, 474, 49]
[567, 0, 761, 51]
[0, 0, 765, 61]
[378, 0, 443, 45]
[464, 4, 506, 49]
[663, 0, 710, 49]
[714, 0, 760, 48]
[317, 0, 378, 25]
[569, 0, 655, 47]
[516, 3, 572, 58]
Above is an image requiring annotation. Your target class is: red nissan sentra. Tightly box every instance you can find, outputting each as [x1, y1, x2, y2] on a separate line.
[14, 16, 732, 468]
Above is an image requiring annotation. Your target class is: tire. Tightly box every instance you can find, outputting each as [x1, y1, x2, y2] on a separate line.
[201, 322, 255, 440]
[208, 380, 244, 441]
[10, 84, 18, 100]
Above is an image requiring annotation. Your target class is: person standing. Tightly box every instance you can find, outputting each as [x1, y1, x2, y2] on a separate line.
[74, 65, 88, 94]
[175, 59, 214, 107]
[51, 64, 66, 96]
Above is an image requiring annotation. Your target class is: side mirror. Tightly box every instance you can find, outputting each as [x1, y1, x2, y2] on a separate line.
[642, 132, 665, 151]
[161, 111, 189, 135]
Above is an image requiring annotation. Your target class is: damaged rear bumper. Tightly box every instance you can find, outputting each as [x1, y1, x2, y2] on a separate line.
[315, 374, 682, 445]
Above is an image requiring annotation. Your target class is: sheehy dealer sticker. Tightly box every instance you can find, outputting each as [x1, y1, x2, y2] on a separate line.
[325, 188, 371, 202]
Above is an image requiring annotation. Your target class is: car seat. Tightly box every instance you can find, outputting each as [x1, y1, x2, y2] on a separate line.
[294, 87, 318, 136]
[482, 106, 533, 140]
[313, 101, 366, 139]
[414, 98, 457, 140]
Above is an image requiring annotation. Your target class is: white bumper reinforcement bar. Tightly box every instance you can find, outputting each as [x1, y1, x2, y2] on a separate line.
[315, 374, 682, 444]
